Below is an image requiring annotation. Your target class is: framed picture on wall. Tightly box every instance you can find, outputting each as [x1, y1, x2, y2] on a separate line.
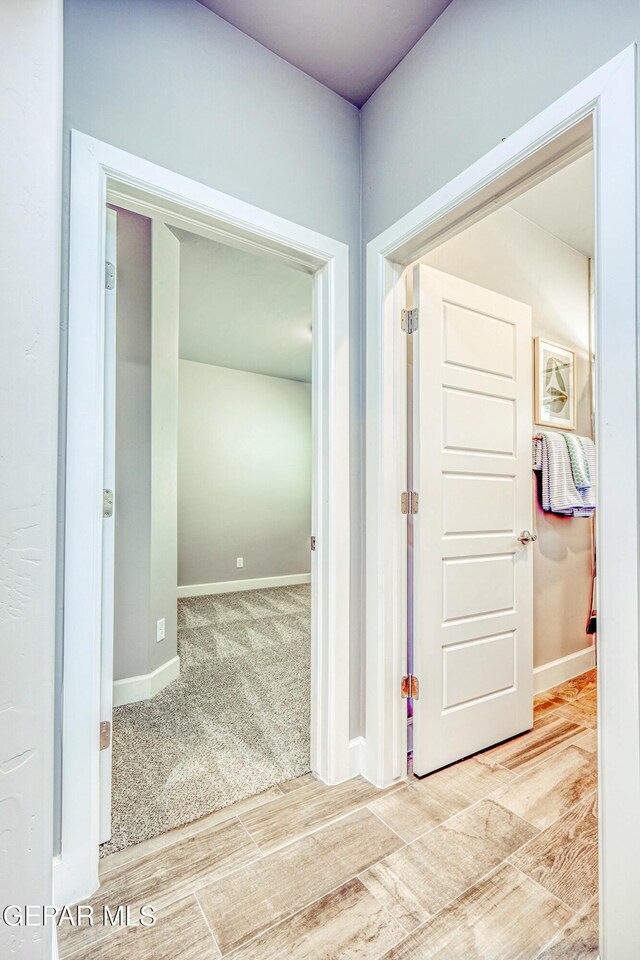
[534, 337, 576, 431]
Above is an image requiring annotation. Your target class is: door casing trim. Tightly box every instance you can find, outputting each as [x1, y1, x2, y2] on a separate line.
[365, 45, 638, 958]
[58, 130, 351, 906]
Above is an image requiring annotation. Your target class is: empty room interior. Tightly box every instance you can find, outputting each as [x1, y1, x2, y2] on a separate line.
[104, 207, 313, 855]
[11, 2, 640, 960]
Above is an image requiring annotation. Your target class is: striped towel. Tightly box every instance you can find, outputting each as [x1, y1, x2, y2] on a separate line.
[532, 431, 596, 516]
[563, 433, 591, 491]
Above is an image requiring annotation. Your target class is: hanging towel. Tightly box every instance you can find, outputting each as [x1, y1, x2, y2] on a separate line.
[532, 431, 596, 516]
[563, 432, 591, 491]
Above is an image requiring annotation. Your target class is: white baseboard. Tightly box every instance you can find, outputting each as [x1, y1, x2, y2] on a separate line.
[177, 572, 311, 598]
[534, 645, 596, 695]
[349, 736, 365, 778]
[113, 655, 180, 707]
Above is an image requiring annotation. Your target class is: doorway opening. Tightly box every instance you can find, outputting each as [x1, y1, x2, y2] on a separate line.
[58, 132, 351, 907]
[366, 45, 638, 957]
[100, 207, 315, 856]
[399, 146, 598, 954]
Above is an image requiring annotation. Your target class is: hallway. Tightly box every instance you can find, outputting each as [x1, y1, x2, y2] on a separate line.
[59, 671, 597, 959]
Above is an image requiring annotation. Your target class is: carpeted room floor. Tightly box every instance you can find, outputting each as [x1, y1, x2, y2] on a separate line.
[101, 584, 311, 856]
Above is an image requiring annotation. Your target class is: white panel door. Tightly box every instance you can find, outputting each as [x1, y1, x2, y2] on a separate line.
[412, 265, 533, 775]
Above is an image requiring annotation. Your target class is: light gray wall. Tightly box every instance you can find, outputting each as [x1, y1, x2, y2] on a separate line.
[63, 0, 364, 735]
[361, 0, 640, 243]
[0, 1, 62, 955]
[113, 212, 180, 682]
[178, 360, 312, 586]
[149, 222, 180, 673]
[421, 205, 593, 669]
[114, 210, 152, 681]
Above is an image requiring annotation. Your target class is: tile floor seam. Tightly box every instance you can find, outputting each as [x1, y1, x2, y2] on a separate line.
[236, 785, 404, 858]
[532, 919, 581, 960]
[194, 890, 224, 957]
[98, 844, 265, 917]
[370, 922, 414, 960]
[483, 723, 591, 794]
[366, 803, 412, 847]
[235, 814, 265, 859]
[358, 815, 450, 892]
[361, 804, 551, 939]
[575, 726, 598, 746]
[59, 893, 224, 960]
[55, 909, 152, 960]
[195, 826, 408, 954]
[377, 847, 572, 960]
[56, 907, 155, 960]
[193, 804, 401, 902]
[558, 685, 596, 704]
[508, 859, 581, 915]
[360, 875, 416, 944]
[190, 849, 265, 896]
[99, 796, 280, 878]
[505, 787, 599, 876]
[356, 873, 416, 938]
[499, 783, 599, 847]
[388, 776, 539, 851]
[219, 873, 371, 958]
[532, 894, 600, 960]
[535, 679, 596, 713]
[367, 859, 518, 960]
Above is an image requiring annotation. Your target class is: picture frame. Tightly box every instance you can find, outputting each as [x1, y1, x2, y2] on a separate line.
[534, 336, 576, 431]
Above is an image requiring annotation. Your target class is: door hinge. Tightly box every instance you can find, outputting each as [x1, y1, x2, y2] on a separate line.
[103, 489, 114, 518]
[105, 261, 115, 290]
[100, 720, 111, 750]
[310, 535, 316, 551]
[401, 307, 419, 333]
[401, 674, 420, 699]
[401, 491, 419, 515]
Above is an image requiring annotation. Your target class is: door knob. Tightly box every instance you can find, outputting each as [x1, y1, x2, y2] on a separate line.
[518, 530, 537, 544]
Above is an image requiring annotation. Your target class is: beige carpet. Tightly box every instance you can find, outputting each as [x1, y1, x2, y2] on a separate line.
[101, 584, 311, 856]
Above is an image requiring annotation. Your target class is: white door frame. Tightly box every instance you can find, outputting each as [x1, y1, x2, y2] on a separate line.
[57, 130, 351, 906]
[365, 46, 638, 958]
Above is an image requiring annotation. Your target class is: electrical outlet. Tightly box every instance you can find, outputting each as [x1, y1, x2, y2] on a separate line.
[236, 557, 244, 568]
[156, 618, 166, 642]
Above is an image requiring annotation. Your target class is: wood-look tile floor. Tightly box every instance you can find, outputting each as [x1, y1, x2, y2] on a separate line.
[57, 669, 598, 960]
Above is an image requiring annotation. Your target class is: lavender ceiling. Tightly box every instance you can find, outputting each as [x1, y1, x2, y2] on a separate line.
[196, 0, 452, 106]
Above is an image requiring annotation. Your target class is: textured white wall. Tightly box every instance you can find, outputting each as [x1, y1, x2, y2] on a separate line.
[178, 360, 312, 587]
[63, 0, 363, 735]
[422, 205, 592, 669]
[0, 2, 62, 956]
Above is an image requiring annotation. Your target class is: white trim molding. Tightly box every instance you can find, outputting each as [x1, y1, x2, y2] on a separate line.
[58, 131, 351, 907]
[112, 655, 181, 707]
[348, 737, 366, 779]
[533, 646, 597, 695]
[365, 46, 639, 959]
[177, 573, 311, 598]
